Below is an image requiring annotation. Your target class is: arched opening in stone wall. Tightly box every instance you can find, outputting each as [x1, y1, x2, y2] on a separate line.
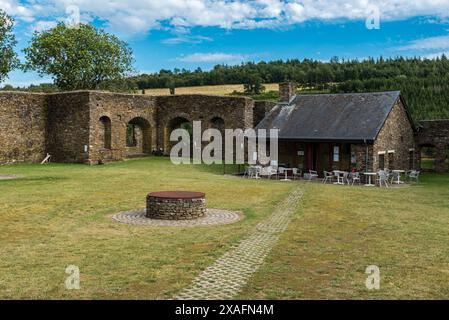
[208, 117, 225, 158]
[99, 116, 112, 149]
[210, 117, 225, 132]
[126, 117, 151, 156]
[419, 144, 437, 172]
[165, 117, 192, 156]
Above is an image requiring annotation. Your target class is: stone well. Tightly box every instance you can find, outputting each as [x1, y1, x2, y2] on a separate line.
[146, 191, 206, 220]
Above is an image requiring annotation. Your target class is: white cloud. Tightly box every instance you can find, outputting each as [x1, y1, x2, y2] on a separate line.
[162, 35, 213, 45]
[178, 52, 248, 63]
[2, 0, 449, 35]
[400, 34, 449, 50]
[422, 51, 449, 59]
[30, 20, 58, 33]
[0, 0, 34, 22]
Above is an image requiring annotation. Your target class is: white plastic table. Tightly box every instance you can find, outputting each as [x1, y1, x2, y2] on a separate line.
[363, 172, 377, 187]
[333, 170, 346, 185]
[281, 168, 293, 181]
[392, 170, 406, 184]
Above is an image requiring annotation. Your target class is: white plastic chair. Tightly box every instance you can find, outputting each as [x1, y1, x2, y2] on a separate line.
[292, 168, 302, 180]
[349, 172, 361, 185]
[307, 170, 319, 181]
[407, 170, 420, 183]
[377, 171, 390, 188]
[322, 171, 334, 184]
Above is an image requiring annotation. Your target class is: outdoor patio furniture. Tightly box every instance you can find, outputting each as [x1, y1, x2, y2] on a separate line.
[342, 171, 350, 184]
[260, 166, 278, 179]
[246, 166, 261, 179]
[280, 168, 294, 181]
[243, 167, 251, 178]
[332, 170, 347, 185]
[407, 170, 420, 183]
[292, 168, 302, 180]
[305, 170, 319, 181]
[269, 166, 279, 179]
[309, 170, 318, 181]
[384, 168, 392, 182]
[278, 167, 286, 179]
[322, 171, 334, 184]
[391, 170, 406, 184]
[363, 172, 377, 187]
[377, 171, 390, 188]
[348, 172, 361, 185]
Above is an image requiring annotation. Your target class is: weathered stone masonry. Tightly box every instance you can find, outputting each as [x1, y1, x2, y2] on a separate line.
[0, 92, 47, 164]
[0, 91, 254, 165]
[415, 120, 449, 173]
[0, 88, 447, 172]
[372, 98, 416, 172]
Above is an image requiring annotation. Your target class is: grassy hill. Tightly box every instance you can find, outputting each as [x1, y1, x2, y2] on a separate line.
[142, 83, 279, 97]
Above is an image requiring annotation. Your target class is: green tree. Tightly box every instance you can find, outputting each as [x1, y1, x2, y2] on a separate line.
[243, 73, 265, 94]
[0, 10, 19, 83]
[23, 23, 134, 90]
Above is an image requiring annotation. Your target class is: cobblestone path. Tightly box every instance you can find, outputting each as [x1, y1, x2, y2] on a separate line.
[112, 208, 242, 227]
[175, 187, 304, 300]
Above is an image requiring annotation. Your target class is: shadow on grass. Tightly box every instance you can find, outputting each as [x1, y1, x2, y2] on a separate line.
[1, 176, 69, 184]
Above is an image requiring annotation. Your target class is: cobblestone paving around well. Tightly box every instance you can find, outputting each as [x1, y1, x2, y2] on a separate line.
[174, 187, 304, 300]
[112, 208, 243, 227]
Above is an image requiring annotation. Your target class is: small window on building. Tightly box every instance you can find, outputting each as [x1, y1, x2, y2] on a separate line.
[333, 146, 340, 162]
[379, 154, 385, 170]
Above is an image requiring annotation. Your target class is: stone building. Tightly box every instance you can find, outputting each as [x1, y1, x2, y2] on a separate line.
[256, 87, 418, 174]
[0, 83, 448, 173]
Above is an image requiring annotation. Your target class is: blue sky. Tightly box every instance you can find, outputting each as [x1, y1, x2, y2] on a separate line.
[2, 0, 449, 86]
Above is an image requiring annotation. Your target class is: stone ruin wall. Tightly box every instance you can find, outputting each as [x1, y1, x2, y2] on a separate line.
[155, 94, 254, 155]
[0, 91, 256, 165]
[46, 92, 91, 163]
[0, 92, 47, 164]
[416, 120, 449, 173]
[88, 92, 157, 164]
[253, 100, 277, 128]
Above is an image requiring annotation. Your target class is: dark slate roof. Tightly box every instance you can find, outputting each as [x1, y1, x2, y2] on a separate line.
[256, 91, 403, 142]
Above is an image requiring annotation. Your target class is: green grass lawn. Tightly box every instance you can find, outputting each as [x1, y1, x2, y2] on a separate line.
[0, 158, 294, 299]
[1, 157, 449, 299]
[239, 173, 449, 299]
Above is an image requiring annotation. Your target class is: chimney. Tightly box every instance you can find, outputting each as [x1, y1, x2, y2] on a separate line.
[279, 82, 297, 103]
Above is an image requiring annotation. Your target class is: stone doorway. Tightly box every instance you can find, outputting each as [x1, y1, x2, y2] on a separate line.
[126, 117, 152, 156]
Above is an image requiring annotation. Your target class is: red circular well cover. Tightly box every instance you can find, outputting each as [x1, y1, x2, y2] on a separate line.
[147, 191, 205, 199]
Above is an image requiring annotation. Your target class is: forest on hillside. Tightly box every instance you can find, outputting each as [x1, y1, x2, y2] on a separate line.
[4, 56, 449, 121]
[130, 56, 449, 121]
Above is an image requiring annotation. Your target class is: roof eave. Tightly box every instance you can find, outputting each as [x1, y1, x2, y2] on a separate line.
[277, 137, 375, 143]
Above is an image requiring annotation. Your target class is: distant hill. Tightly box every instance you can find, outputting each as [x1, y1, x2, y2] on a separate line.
[127, 56, 449, 121]
[142, 83, 279, 96]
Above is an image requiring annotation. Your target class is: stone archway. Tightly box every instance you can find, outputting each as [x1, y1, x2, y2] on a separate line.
[99, 116, 112, 150]
[416, 120, 449, 173]
[126, 117, 152, 156]
[207, 116, 226, 158]
[164, 116, 192, 155]
[418, 144, 437, 172]
[209, 116, 225, 132]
